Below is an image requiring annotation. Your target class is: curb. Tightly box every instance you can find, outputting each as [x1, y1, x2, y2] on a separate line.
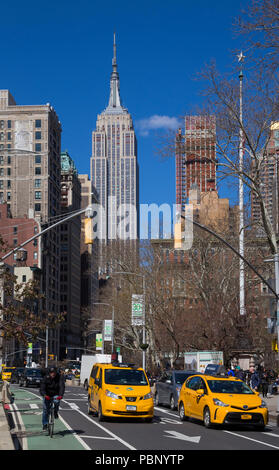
[0, 403, 15, 450]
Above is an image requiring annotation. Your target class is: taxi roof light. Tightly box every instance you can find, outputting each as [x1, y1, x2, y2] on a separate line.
[111, 361, 136, 369]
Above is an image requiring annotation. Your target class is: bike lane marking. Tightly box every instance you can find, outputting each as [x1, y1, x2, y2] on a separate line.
[62, 398, 136, 450]
[10, 387, 89, 450]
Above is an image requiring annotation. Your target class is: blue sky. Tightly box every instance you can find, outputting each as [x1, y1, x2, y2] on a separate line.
[0, 0, 249, 208]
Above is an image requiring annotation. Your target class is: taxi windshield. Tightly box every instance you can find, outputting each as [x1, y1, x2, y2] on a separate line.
[105, 369, 148, 386]
[207, 380, 254, 394]
[3, 368, 14, 373]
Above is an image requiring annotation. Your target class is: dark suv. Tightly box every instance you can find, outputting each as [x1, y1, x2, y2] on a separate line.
[154, 370, 198, 410]
[19, 368, 42, 388]
[11, 368, 26, 384]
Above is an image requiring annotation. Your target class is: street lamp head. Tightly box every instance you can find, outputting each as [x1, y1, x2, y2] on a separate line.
[237, 51, 246, 63]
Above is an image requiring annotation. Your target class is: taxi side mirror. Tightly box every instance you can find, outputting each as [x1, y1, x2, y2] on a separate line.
[196, 389, 205, 396]
[95, 378, 100, 387]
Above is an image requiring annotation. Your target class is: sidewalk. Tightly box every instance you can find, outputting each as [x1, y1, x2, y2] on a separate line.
[264, 393, 279, 424]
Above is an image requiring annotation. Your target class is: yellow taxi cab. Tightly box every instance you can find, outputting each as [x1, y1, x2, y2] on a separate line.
[1, 366, 16, 382]
[178, 373, 268, 430]
[87, 362, 154, 422]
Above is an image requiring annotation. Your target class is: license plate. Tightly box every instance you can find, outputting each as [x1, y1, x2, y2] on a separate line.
[241, 414, 252, 420]
[126, 405, 137, 411]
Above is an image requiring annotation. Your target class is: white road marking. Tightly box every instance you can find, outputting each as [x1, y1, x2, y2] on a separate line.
[62, 398, 136, 450]
[165, 430, 201, 443]
[30, 404, 39, 409]
[224, 430, 279, 450]
[154, 406, 180, 418]
[57, 413, 91, 450]
[10, 404, 28, 450]
[80, 435, 116, 440]
[263, 432, 279, 438]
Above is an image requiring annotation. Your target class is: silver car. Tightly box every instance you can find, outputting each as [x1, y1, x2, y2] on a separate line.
[154, 370, 198, 410]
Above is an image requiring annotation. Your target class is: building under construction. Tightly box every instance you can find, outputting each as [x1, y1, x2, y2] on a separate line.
[176, 115, 217, 211]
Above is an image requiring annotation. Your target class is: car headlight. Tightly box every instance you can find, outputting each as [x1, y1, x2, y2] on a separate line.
[213, 398, 229, 407]
[105, 390, 121, 400]
[143, 392, 153, 400]
[260, 400, 267, 408]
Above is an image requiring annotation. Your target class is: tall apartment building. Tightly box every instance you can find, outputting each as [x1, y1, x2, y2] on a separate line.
[251, 122, 279, 234]
[176, 115, 217, 211]
[90, 35, 139, 243]
[0, 202, 42, 364]
[60, 151, 81, 359]
[0, 90, 62, 358]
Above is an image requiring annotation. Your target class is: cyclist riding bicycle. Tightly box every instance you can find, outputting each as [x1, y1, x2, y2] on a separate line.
[40, 366, 65, 431]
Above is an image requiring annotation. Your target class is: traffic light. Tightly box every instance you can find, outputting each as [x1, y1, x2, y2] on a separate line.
[84, 218, 93, 244]
[272, 339, 278, 352]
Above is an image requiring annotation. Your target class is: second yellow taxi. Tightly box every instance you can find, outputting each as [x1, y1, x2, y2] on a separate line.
[178, 373, 268, 430]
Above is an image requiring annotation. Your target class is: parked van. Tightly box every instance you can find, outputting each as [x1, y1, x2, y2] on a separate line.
[87, 362, 154, 422]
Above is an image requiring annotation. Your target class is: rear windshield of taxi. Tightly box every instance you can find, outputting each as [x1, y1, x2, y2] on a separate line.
[105, 369, 148, 386]
[207, 380, 254, 394]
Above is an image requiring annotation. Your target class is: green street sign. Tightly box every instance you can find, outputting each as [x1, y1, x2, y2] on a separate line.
[96, 334, 102, 351]
[132, 294, 144, 326]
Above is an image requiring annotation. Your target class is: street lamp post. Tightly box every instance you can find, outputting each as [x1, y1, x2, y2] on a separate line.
[238, 51, 246, 316]
[112, 272, 146, 369]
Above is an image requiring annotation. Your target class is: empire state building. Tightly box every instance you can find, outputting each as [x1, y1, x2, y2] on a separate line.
[90, 35, 139, 242]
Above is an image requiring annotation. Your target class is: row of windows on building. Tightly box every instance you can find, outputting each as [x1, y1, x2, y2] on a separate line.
[0, 119, 42, 129]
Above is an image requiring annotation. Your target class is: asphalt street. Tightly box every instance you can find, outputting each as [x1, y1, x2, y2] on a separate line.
[8, 384, 279, 451]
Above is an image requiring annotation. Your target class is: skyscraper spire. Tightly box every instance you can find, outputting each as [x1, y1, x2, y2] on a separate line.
[112, 32, 117, 70]
[104, 33, 126, 114]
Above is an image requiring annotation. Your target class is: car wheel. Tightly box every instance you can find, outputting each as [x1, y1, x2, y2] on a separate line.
[98, 402, 105, 422]
[179, 402, 187, 421]
[203, 407, 212, 428]
[170, 395, 176, 411]
[87, 398, 93, 415]
[154, 392, 160, 406]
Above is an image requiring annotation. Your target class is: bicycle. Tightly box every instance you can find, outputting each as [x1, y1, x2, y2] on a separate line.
[44, 395, 62, 438]
[47, 399, 55, 438]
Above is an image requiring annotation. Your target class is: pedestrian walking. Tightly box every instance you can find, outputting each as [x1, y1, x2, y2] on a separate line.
[249, 365, 261, 392]
[260, 369, 268, 398]
[235, 367, 246, 382]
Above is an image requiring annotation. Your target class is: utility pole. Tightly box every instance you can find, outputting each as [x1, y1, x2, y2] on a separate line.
[238, 51, 246, 316]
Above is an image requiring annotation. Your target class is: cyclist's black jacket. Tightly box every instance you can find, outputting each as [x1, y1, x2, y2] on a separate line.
[40, 373, 65, 398]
